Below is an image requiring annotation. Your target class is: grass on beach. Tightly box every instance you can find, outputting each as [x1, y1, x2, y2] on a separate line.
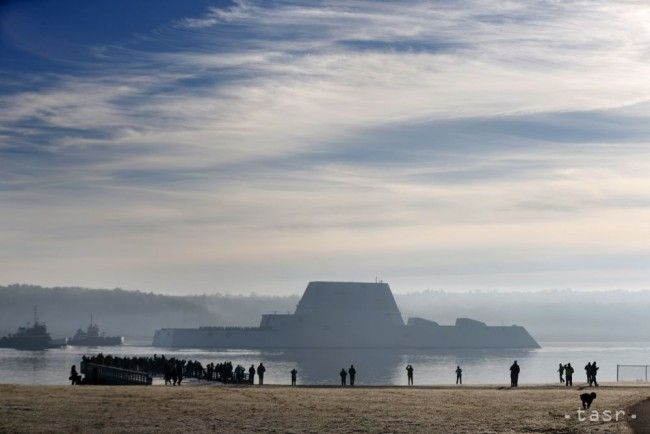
[1, 384, 648, 433]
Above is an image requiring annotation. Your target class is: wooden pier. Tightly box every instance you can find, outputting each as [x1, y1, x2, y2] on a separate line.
[81, 362, 152, 385]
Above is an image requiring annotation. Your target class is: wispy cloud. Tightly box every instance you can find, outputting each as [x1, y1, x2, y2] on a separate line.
[1, 0, 649, 293]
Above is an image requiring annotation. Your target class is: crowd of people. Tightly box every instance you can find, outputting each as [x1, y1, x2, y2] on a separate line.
[79, 354, 272, 385]
[81, 353, 204, 380]
[81, 353, 204, 385]
[74, 354, 602, 388]
[558, 361, 599, 387]
[204, 362, 267, 384]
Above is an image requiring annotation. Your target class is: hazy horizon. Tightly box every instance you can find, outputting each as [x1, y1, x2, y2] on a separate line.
[2, 1, 650, 293]
[2, 281, 650, 297]
[3, 283, 650, 342]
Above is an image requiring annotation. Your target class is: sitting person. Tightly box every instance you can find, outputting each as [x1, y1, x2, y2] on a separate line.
[69, 365, 82, 385]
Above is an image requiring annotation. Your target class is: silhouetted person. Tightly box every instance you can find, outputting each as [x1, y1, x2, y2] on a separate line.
[456, 366, 462, 384]
[565, 363, 574, 387]
[348, 365, 356, 386]
[558, 363, 565, 383]
[257, 363, 265, 385]
[69, 365, 81, 385]
[249, 365, 256, 385]
[406, 365, 414, 385]
[164, 363, 172, 386]
[177, 365, 183, 385]
[206, 363, 214, 381]
[340, 368, 347, 386]
[510, 361, 520, 387]
[235, 365, 245, 383]
[585, 362, 592, 386]
[291, 368, 297, 386]
[171, 365, 178, 386]
[591, 361, 599, 387]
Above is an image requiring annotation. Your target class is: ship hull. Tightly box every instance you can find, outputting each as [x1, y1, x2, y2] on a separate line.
[0, 338, 66, 350]
[153, 325, 540, 349]
[69, 336, 123, 347]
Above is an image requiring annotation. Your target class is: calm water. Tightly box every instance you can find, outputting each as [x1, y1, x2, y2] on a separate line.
[1, 342, 649, 386]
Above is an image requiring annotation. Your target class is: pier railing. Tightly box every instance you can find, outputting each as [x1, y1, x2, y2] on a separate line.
[617, 364, 649, 382]
[81, 362, 153, 385]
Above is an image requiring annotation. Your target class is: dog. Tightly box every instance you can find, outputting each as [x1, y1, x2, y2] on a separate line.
[580, 392, 597, 409]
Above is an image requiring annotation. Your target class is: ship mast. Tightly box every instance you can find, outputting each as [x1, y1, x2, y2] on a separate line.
[33, 306, 38, 324]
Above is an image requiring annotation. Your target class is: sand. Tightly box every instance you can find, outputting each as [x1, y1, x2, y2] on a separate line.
[1, 384, 649, 433]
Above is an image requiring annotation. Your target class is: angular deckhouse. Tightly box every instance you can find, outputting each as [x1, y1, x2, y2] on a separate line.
[153, 281, 540, 349]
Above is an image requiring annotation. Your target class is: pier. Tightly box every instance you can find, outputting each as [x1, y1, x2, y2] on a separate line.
[80, 362, 152, 385]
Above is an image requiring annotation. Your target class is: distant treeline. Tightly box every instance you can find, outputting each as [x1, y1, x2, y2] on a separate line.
[0, 284, 296, 340]
[1, 284, 648, 342]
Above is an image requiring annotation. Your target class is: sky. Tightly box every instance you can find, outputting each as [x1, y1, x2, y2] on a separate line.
[1, 0, 649, 295]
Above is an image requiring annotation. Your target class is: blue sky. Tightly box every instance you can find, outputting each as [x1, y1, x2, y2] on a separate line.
[1, 0, 649, 294]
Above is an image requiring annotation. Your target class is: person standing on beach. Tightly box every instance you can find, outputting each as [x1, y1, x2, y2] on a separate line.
[456, 366, 463, 384]
[291, 368, 297, 386]
[565, 363, 574, 387]
[340, 368, 347, 386]
[591, 361, 599, 387]
[177, 362, 183, 386]
[510, 361, 520, 387]
[164, 362, 172, 385]
[348, 365, 356, 386]
[248, 365, 256, 385]
[406, 365, 414, 385]
[558, 363, 565, 383]
[585, 362, 592, 386]
[257, 363, 265, 385]
[69, 365, 81, 385]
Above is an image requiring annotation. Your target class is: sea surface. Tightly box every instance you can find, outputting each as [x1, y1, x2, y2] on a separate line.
[1, 341, 650, 386]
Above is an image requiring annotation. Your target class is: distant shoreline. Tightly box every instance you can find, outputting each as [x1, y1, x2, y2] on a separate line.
[4, 284, 650, 343]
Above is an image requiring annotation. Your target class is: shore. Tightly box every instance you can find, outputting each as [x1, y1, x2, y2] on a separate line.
[1, 383, 649, 433]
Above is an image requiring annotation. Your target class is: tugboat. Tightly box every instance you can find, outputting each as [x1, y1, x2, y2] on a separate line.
[0, 308, 67, 350]
[69, 314, 123, 346]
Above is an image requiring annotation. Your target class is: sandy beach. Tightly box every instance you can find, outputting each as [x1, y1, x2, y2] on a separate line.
[1, 384, 649, 433]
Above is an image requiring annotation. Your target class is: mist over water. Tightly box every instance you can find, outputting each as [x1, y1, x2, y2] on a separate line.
[2, 342, 649, 386]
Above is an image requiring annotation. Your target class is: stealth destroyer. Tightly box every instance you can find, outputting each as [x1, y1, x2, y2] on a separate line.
[153, 281, 540, 349]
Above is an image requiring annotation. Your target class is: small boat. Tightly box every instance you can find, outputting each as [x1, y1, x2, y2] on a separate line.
[0, 310, 67, 350]
[69, 315, 123, 346]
